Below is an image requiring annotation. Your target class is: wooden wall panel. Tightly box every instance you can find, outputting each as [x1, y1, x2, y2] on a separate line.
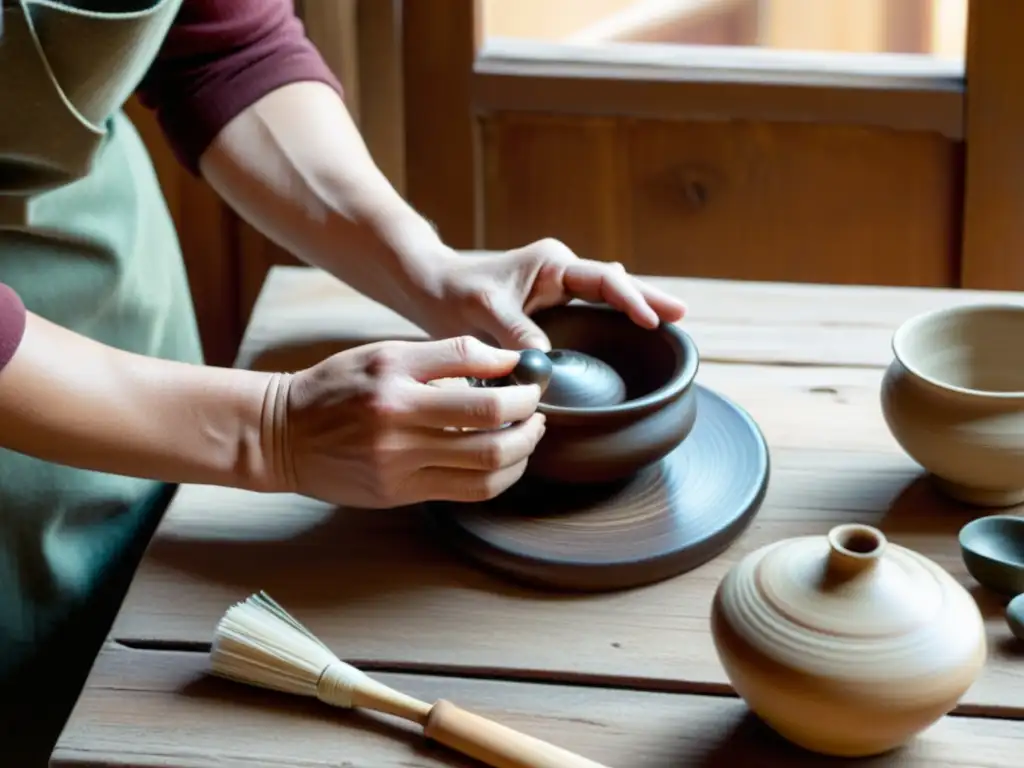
[481, 115, 631, 265]
[402, 0, 481, 248]
[481, 112, 961, 287]
[959, 1, 1024, 291]
[124, 98, 241, 367]
[357, 0, 405, 193]
[627, 118, 960, 285]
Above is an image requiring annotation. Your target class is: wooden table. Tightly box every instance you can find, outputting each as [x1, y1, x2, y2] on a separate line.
[53, 262, 1024, 766]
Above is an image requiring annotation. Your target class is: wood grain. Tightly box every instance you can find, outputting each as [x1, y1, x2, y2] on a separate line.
[356, 0, 405, 194]
[124, 98, 241, 367]
[626, 117, 959, 286]
[111, 265, 1024, 717]
[237, 265, 1024, 371]
[481, 112, 960, 286]
[473, 39, 964, 138]
[107, 377, 1024, 715]
[296, 0, 359, 121]
[959, 0, 1024, 291]
[481, 115, 631, 267]
[401, 0, 481, 248]
[53, 644, 1024, 767]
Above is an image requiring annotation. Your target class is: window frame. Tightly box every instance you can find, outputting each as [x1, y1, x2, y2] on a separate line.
[394, 0, 1020, 290]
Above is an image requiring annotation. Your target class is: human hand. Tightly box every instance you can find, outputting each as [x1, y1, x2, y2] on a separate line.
[424, 238, 688, 350]
[271, 336, 545, 508]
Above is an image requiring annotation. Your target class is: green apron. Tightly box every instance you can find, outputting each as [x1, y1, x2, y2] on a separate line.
[0, 1, 202, 762]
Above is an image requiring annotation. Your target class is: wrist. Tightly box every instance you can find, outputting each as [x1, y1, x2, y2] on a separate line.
[251, 371, 298, 495]
[0, 311, 288, 491]
[347, 200, 459, 321]
[307, 183, 458, 329]
[149, 363, 281, 493]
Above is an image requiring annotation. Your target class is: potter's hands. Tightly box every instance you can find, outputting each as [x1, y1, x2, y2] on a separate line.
[426, 238, 688, 350]
[273, 336, 545, 508]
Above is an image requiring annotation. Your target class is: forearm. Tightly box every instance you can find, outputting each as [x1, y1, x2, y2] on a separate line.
[0, 311, 280, 491]
[199, 81, 454, 327]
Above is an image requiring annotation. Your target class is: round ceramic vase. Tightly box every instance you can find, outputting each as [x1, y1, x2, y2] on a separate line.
[710, 524, 987, 758]
[880, 304, 1024, 507]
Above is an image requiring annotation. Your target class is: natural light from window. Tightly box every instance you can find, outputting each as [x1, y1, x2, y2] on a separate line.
[482, 0, 968, 63]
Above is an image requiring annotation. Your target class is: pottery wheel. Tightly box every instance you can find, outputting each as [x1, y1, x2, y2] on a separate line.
[425, 384, 770, 592]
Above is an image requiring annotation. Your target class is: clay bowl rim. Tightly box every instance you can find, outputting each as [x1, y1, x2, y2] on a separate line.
[957, 514, 1024, 589]
[892, 302, 1024, 401]
[532, 303, 699, 420]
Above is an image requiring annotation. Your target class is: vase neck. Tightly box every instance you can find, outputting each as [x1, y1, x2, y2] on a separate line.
[826, 524, 886, 579]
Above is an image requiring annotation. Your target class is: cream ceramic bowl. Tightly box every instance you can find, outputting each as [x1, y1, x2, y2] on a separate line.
[881, 303, 1024, 507]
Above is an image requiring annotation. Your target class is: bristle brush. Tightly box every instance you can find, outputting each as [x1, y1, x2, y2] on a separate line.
[210, 592, 613, 768]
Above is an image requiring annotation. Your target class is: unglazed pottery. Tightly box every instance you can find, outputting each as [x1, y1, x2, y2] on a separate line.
[881, 303, 1024, 507]
[427, 385, 769, 592]
[711, 524, 986, 758]
[519, 303, 700, 485]
[958, 515, 1024, 596]
[1007, 594, 1024, 642]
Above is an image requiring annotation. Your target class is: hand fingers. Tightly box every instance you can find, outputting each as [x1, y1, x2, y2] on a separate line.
[479, 295, 551, 351]
[561, 261, 660, 328]
[404, 379, 542, 430]
[410, 413, 545, 471]
[403, 458, 531, 504]
[427, 377, 472, 389]
[515, 239, 686, 326]
[394, 336, 520, 382]
[634, 279, 687, 322]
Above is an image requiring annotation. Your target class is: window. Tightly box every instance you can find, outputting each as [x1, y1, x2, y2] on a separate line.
[400, 1, 1023, 290]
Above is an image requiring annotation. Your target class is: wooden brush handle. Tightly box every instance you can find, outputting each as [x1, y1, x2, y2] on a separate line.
[423, 699, 614, 768]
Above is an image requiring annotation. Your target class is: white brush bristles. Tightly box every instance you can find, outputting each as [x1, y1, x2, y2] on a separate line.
[209, 592, 371, 708]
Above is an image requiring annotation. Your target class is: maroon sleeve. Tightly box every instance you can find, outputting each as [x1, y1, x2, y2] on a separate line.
[0, 283, 27, 374]
[136, 0, 344, 175]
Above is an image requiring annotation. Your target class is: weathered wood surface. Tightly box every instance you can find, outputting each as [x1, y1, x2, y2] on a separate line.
[52, 643, 1024, 767]
[235, 262, 1024, 370]
[107, 265, 1024, 718]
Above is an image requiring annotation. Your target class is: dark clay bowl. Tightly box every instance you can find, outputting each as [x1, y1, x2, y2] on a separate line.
[958, 515, 1024, 596]
[1007, 594, 1024, 642]
[524, 303, 699, 485]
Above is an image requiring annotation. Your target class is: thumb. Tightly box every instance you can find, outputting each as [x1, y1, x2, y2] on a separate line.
[480, 296, 551, 351]
[399, 335, 520, 382]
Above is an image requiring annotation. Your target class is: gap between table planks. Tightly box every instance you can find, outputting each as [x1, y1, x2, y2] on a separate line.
[52, 642, 1024, 768]
[109, 264, 1024, 718]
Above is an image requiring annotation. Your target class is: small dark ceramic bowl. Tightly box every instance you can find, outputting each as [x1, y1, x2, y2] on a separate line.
[1007, 594, 1024, 642]
[523, 302, 699, 485]
[958, 515, 1024, 596]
